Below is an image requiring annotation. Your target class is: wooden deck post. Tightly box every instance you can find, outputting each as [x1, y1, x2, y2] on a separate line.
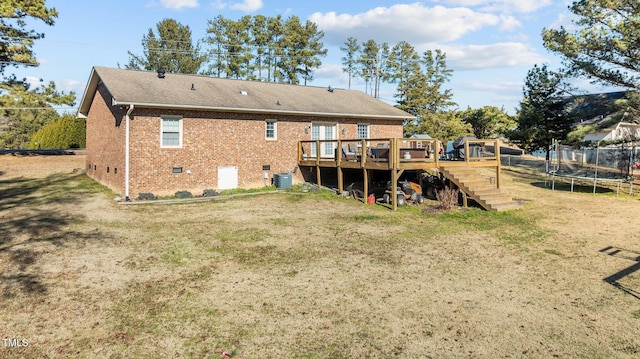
[337, 140, 343, 194]
[363, 169, 369, 203]
[297, 137, 504, 210]
[495, 139, 501, 189]
[360, 139, 367, 168]
[315, 140, 321, 188]
[391, 167, 398, 211]
[464, 140, 470, 165]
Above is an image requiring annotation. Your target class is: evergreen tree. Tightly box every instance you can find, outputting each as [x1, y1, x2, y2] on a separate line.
[29, 114, 85, 149]
[542, 0, 640, 89]
[358, 40, 381, 97]
[204, 15, 325, 84]
[340, 37, 360, 89]
[222, 16, 253, 79]
[422, 50, 456, 112]
[205, 15, 227, 77]
[250, 15, 270, 81]
[126, 18, 206, 74]
[296, 20, 327, 85]
[279, 16, 327, 85]
[0, 76, 75, 149]
[509, 64, 574, 159]
[387, 41, 421, 104]
[393, 48, 464, 139]
[266, 15, 285, 83]
[0, 0, 58, 76]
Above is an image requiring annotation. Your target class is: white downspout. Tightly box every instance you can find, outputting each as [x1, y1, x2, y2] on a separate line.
[125, 104, 134, 201]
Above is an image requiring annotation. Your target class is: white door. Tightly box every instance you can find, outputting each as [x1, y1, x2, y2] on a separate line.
[218, 166, 238, 190]
[311, 124, 336, 158]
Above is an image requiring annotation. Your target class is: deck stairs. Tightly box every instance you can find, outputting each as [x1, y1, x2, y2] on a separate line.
[439, 166, 522, 211]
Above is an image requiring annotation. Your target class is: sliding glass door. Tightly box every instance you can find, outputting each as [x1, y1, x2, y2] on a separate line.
[310, 123, 336, 158]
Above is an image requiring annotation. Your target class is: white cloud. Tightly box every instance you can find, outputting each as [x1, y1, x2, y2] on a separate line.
[452, 80, 524, 112]
[441, 42, 546, 71]
[159, 0, 199, 10]
[24, 76, 42, 90]
[229, 0, 263, 12]
[315, 63, 344, 80]
[498, 14, 521, 31]
[438, 0, 553, 13]
[310, 4, 506, 46]
[456, 80, 522, 95]
[210, 0, 226, 10]
[549, 11, 580, 31]
[60, 79, 83, 94]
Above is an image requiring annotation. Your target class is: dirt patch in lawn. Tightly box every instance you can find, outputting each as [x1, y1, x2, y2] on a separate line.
[1, 153, 640, 358]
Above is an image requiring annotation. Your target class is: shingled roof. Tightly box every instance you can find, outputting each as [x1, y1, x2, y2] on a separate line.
[77, 67, 413, 121]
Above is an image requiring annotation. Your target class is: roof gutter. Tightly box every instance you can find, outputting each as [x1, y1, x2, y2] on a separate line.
[111, 101, 414, 121]
[125, 104, 134, 201]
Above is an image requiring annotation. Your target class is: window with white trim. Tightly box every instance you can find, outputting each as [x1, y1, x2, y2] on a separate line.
[161, 116, 182, 148]
[357, 123, 369, 139]
[265, 120, 277, 140]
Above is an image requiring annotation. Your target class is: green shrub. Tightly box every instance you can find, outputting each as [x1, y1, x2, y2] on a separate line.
[29, 114, 86, 149]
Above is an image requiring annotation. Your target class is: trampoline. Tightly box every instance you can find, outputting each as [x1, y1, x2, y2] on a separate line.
[546, 141, 636, 195]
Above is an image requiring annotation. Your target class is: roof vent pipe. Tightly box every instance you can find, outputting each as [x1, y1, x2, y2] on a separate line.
[191, 83, 195, 90]
[157, 69, 166, 78]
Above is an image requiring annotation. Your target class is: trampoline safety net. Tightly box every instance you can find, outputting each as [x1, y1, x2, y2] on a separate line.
[551, 142, 638, 180]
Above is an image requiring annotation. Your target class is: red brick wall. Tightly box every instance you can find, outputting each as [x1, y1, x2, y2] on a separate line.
[85, 86, 404, 198]
[85, 83, 126, 195]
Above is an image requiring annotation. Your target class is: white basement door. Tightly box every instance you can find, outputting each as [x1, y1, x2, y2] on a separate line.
[218, 166, 238, 190]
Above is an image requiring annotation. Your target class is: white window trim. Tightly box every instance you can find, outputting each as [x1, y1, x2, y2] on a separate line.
[357, 123, 370, 140]
[265, 120, 277, 141]
[160, 116, 183, 148]
[311, 122, 337, 157]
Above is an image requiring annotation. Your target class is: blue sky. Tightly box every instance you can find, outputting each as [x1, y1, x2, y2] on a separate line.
[14, 0, 619, 115]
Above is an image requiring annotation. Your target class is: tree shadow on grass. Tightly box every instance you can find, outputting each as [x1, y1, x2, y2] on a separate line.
[600, 246, 640, 300]
[0, 173, 113, 299]
[0, 173, 94, 211]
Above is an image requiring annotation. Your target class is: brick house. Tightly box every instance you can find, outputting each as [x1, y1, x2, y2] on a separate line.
[77, 67, 412, 199]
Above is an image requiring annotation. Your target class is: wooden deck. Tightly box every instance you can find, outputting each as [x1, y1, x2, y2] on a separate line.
[298, 138, 520, 211]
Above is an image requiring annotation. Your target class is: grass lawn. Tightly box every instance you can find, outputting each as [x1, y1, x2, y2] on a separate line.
[1, 154, 640, 358]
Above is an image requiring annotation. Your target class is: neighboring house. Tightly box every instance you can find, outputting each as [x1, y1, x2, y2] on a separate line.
[583, 120, 640, 142]
[409, 134, 432, 140]
[568, 90, 640, 142]
[77, 67, 411, 199]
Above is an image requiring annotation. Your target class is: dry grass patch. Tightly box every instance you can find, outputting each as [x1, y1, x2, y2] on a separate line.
[2, 154, 640, 358]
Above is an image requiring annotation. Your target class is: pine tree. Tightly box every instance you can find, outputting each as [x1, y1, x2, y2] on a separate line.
[542, 0, 640, 89]
[0, 0, 58, 76]
[358, 40, 381, 97]
[126, 18, 206, 74]
[509, 64, 574, 159]
[0, 77, 75, 149]
[340, 37, 360, 89]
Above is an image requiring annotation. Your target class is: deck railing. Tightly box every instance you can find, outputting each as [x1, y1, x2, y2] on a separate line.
[298, 137, 503, 210]
[459, 139, 501, 163]
[298, 138, 501, 169]
[298, 138, 441, 169]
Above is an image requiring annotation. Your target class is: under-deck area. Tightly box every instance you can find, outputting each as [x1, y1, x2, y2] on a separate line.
[298, 138, 521, 211]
